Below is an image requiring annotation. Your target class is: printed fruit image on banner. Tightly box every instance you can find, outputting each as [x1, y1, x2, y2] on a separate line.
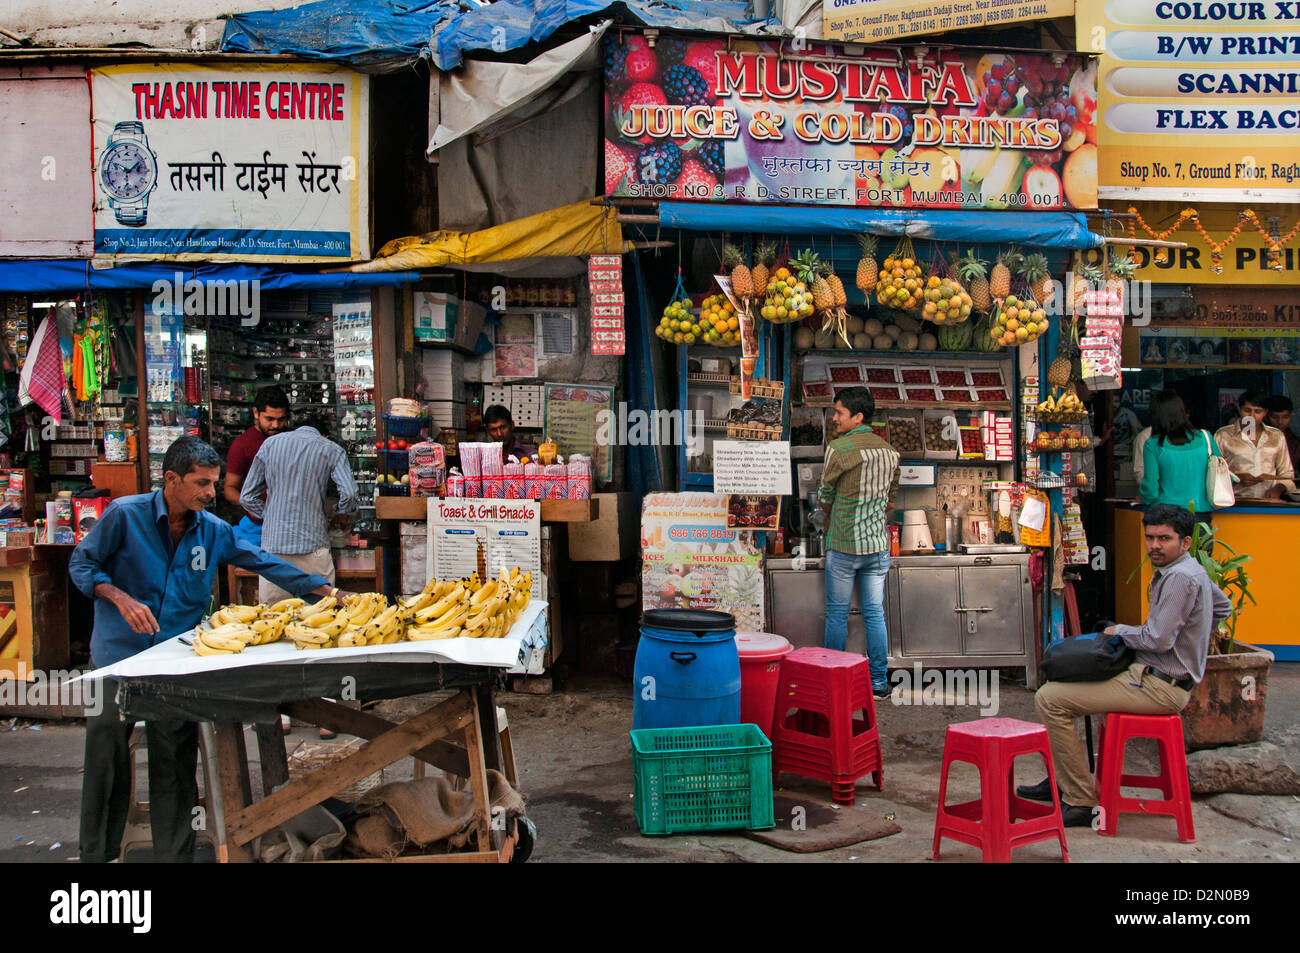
[603, 35, 1097, 210]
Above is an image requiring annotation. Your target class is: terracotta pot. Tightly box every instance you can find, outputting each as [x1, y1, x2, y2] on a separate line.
[1181, 640, 1274, 751]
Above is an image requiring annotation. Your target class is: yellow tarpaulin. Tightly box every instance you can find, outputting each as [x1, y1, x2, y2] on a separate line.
[347, 199, 627, 272]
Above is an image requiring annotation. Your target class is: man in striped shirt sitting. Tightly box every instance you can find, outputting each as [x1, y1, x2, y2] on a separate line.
[817, 386, 900, 698]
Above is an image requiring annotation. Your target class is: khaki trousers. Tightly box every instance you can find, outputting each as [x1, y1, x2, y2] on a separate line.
[259, 547, 335, 605]
[1034, 662, 1190, 806]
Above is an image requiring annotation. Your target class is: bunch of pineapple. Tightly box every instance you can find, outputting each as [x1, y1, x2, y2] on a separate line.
[855, 234, 879, 295]
[957, 249, 992, 313]
[1020, 253, 1056, 312]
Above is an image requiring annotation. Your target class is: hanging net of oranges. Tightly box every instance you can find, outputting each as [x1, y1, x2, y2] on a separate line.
[875, 235, 925, 316]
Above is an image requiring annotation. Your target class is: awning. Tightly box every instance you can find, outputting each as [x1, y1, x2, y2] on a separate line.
[656, 204, 1105, 250]
[432, 0, 767, 71]
[222, 0, 459, 71]
[0, 261, 420, 294]
[348, 199, 628, 272]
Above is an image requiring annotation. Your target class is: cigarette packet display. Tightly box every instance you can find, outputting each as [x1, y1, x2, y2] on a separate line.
[566, 454, 592, 500]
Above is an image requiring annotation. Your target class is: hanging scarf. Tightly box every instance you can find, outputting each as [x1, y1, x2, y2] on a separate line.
[18, 315, 63, 423]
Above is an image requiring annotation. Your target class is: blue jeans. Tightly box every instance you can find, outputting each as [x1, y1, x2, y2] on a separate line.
[824, 548, 890, 689]
[233, 515, 262, 548]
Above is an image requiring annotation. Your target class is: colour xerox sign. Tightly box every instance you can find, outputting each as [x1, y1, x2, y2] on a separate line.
[90, 64, 369, 261]
[603, 37, 1097, 210]
[1076, 0, 1300, 201]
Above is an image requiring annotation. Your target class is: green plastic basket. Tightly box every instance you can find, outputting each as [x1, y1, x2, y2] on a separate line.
[630, 724, 775, 836]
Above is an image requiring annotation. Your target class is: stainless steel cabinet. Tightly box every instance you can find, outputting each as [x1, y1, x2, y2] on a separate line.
[766, 553, 1037, 687]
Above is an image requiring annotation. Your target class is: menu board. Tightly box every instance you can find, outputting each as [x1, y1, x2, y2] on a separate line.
[641, 493, 764, 632]
[542, 383, 613, 484]
[712, 441, 793, 496]
[426, 498, 542, 594]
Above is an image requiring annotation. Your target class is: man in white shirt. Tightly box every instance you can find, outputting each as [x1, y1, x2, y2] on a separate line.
[1213, 390, 1296, 500]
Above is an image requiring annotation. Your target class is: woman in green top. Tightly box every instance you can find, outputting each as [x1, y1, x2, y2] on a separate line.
[1140, 390, 1220, 520]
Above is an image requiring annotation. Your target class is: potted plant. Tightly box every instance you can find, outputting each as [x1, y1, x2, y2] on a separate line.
[1178, 521, 1273, 749]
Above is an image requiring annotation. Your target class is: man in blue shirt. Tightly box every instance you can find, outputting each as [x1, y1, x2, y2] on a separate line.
[71, 436, 352, 863]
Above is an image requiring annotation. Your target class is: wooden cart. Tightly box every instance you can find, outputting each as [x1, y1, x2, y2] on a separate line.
[117, 662, 521, 863]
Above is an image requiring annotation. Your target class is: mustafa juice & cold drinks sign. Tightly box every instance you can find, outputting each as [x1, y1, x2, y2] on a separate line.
[603, 36, 1098, 210]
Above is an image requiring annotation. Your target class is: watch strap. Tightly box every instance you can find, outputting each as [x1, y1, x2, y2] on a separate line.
[113, 120, 146, 140]
[115, 204, 147, 226]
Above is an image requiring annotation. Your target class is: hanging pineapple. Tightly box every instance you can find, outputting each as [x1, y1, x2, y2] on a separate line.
[1048, 315, 1081, 388]
[1071, 262, 1103, 316]
[1106, 254, 1137, 313]
[957, 249, 991, 312]
[855, 233, 879, 294]
[751, 241, 775, 296]
[1021, 253, 1055, 309]
[723, 243, 754, 300]
[824, 260, 848, 319]
[990, 246, 1020, 301]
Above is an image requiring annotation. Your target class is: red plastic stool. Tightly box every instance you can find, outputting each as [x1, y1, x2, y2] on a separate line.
[1095, 713, 1195, 843]
[932, 718, 1070, 864]
[769, 647, 882, 805]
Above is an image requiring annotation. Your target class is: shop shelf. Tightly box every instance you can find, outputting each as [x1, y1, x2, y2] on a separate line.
[798, 348, 1010, 361]
[379, 414, 429, 439]
[376, 484, 411, 496]
[631, 724, 775, 836]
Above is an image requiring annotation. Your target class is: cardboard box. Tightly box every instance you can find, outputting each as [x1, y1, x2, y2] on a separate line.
[421, 349, 466, 401]
[454, 299, 488, 351]
[414, 292, 457, 342]
[567, 492, 637, 562]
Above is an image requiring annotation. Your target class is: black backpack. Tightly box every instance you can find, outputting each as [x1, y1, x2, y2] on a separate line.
[1041, 626, 1135, 683]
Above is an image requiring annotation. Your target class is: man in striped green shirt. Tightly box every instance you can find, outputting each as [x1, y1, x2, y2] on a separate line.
[817, 386, 900, 695]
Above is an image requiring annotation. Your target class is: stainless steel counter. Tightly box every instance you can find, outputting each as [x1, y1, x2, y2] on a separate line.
[765, 550, 1037, 687]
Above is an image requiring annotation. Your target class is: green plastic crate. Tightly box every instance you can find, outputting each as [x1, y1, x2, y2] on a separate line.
[630, 724, 775, 836]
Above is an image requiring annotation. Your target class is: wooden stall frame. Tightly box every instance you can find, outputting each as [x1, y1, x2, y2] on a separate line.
[0, 562, 35, 681]
[210, 684, 516, 863]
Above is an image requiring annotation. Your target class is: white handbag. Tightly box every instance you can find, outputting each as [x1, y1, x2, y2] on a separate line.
[1203, 430, 1236, 509]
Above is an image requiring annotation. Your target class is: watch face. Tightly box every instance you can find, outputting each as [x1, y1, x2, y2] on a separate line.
[99, 141, 156, 201]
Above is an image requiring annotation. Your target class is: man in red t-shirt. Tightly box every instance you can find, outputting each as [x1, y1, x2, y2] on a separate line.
[225, 386, 289, 547]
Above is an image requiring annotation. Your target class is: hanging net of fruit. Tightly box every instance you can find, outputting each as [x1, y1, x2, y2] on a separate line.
[697, 292, 741, 346]
[922, 249, 974, 326]
[876, 235, 925, 316]
[989, 277, 1049, 348]
[760, 254, 815, 325]
[655, 271, 699, 345]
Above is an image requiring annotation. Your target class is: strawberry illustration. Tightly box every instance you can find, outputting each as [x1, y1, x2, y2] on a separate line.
[605, 139, 636, 194]
[625, 45, 660, 84]
[613, 82, 667, 145]
[674, 159, 718, 197]
[683, 40, 723, 95]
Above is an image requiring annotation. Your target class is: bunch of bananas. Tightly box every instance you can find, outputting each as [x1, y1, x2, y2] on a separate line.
[405, 567, 533, 641]
[191, 600, 302, 655]
[281, 593, 403, 650]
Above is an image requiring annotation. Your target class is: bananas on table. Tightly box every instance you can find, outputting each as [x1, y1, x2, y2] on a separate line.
[191, 568, 534, 656]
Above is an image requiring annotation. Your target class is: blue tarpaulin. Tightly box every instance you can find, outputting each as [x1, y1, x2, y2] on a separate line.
[223, 0, 459, 69]
[655, 204, 1105, 250]
[0, 261, 420, 294]
[432, 0, 764, 70]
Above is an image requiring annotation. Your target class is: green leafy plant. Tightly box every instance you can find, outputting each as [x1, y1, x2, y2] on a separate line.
[1127, 511, 1255, 654]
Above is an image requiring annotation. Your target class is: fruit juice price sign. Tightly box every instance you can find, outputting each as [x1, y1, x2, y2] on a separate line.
[426, 499, 541, 589]
[641, 493, 765, 632]
[604, 36, 1096, 210]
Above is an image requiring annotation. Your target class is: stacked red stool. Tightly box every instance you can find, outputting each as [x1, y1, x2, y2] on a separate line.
[932, 718, 1070, 863]
[769, 647, 882, 805]
[1094, 713, 1195, 842]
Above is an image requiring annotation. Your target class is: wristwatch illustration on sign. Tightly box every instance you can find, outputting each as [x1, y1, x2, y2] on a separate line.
[97, 121, 158, 227]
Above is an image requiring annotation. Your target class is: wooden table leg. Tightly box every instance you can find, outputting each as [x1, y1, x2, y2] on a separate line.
[463, 694, 494, 853]
[253, 721, 290, 797]
[474, 685, 504, 774]
[212, 722, 254, 863]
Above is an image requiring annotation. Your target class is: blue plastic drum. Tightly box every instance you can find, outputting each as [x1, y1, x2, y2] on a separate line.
[633, 609, 740, 730]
